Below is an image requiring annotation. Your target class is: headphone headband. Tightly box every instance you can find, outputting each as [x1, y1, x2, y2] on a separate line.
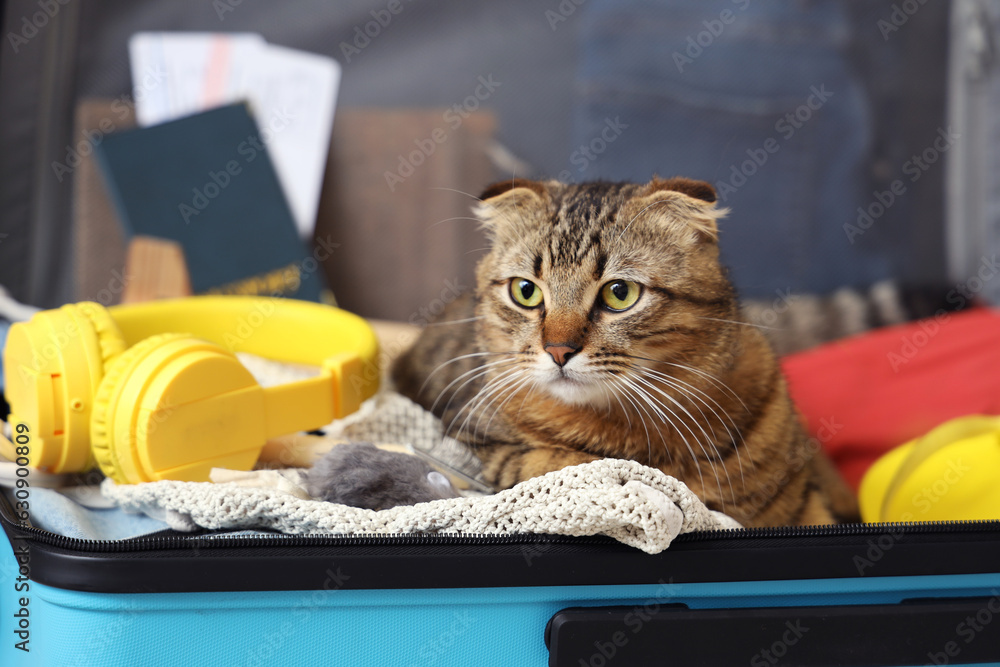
[109, 296, 378, 370]
[109, 296, 380, 418]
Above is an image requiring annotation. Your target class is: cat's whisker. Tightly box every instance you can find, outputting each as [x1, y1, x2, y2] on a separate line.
[608, 376, 657, 467]
[624, 353, 750, 415]
[604, 379, 632, 430]
[429, 358, 519, 415]
[619, 372, 721, 508]
[631, 372, 737, 504]
[465, 369, 527, 442]
[636, 365, 755, 488]
[514, 378, 540, 424]
[693, 316, 783, 331]
[616, 375, 683, 475]
[420, 350, 520, 396]
[435, 365, 514, 430]
[450, 366, 523, 442]
[442, 364, 520, 438]
[597, 379, 615, 418]
[626, 373, 726, 507]
[653, 361, 757, 473]
[639, 366, 740, 430]
[616, 199, 673, 244]
[619, 373, 698, 471]
[638, 372, 750, 495]
[425, 316, 485, 326]
[429, 216, 484, 228]
[445, 375, 498, 441]
[429, 186, 484, 203]
[473, 369, 529, 440]
[482, 372, 533, 439]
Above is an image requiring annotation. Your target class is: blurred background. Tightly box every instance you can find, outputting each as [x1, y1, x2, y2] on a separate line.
[0, 0, 995, 332]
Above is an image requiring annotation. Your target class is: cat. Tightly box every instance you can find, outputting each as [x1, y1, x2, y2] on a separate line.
[392, 177, 858, 527]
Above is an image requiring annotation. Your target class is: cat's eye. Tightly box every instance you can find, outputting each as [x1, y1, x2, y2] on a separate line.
[509, 278, 543, 308]
[600, 280, 641, 312]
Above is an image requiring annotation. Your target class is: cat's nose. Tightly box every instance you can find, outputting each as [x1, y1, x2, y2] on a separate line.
[544, 343, 580, 367]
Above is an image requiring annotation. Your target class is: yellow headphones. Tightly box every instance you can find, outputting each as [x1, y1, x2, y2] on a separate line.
[2, 297, 379, 484]
[859, 415, 1000, 523]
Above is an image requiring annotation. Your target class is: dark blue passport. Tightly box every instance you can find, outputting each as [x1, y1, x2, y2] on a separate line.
[95, 103, 323, 302]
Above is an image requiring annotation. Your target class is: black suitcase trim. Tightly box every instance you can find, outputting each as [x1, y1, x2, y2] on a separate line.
[545, 599, 1000, 667]
[3, 491, 999, 593]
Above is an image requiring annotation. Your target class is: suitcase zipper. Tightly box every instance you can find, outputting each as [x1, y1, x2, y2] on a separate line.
[1, 490, 998, 553]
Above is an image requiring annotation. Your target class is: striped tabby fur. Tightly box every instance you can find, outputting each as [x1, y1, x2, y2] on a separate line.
[392, 178, 858, 527]
[743, 281, 963, 357]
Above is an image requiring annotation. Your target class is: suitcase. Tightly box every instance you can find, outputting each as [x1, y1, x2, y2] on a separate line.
[2, 487, 999, 667]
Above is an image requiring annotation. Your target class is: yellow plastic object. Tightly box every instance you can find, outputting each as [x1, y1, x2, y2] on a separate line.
[858, 415, 1000, 523]
[2, 296, 379, 483]
[2, 303, 126, 474]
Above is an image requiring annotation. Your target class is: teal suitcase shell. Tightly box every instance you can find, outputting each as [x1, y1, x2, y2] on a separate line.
[2, 490, 999, 667]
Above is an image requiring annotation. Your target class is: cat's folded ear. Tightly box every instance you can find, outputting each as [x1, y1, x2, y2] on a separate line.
[633, 177, 728, 242]
[479, 178, 549, 202]
[474, 178, 550, 237]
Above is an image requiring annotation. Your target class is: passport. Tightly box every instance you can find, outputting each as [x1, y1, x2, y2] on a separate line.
[94, 103, 324, 302]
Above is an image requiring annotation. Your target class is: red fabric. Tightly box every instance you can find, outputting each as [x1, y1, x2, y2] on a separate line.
[780, 307, 1000, 490]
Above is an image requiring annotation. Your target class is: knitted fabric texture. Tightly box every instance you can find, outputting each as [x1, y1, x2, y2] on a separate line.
[102, 459, 741, 554]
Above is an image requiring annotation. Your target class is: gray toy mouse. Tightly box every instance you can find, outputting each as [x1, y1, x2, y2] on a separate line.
[306, 442, 459, 510]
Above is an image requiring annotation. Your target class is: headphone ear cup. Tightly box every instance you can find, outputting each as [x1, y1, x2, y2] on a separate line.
[75, 302, 129, 365]
[3, 301, 127, 473]
[73, 302, 129, 471]
[91, 333, 189, 483]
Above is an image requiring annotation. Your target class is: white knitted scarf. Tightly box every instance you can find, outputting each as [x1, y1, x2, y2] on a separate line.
[103, 458, 740, 554]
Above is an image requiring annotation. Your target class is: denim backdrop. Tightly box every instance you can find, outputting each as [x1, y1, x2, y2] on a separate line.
[571, 0, 947, 298]
[0, 0, 949, 305]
